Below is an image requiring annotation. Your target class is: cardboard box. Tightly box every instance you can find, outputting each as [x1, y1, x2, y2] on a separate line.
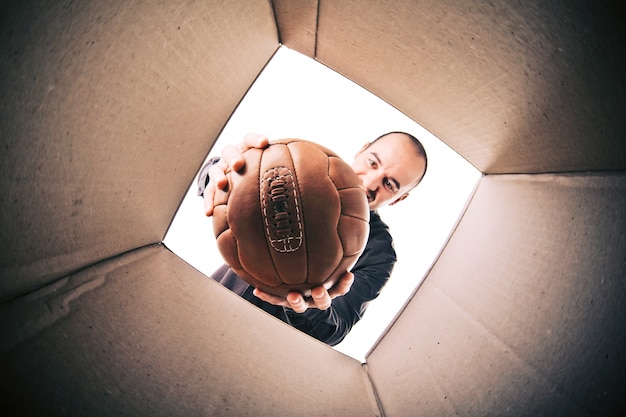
[1, 1, 625, 415]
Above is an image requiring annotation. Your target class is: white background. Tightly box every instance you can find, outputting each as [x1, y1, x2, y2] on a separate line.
[164, 47, 480, 362]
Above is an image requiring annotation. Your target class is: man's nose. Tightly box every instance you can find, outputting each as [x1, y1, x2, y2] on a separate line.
[360, 171, 378, 191]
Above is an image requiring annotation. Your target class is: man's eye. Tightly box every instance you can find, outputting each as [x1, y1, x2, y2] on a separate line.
[384, 179, 396, 192]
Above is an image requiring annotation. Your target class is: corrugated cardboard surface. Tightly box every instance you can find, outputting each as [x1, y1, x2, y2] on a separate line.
[0, 245, 379, 417]
[272, 0, 318, 57]
[367, 173, 626, 416]
[0, 0, 278, 301]
[312, 0, 626, 174]
[1, 1, 626, 416]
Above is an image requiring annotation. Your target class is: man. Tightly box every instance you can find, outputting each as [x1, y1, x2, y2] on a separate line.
[199, 132, 427, 345]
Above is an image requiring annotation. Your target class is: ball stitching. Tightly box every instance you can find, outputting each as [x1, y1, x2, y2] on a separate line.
[261, 166, 303, 253]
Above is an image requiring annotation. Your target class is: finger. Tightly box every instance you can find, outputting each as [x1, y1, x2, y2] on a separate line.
[253, 288, 289, 307]
[328, 272, 354, 299]
[241, 133, 269, 151]
[221, 134, 268, 172]
[221, 144, 245, 172]
[286, 292, 308, 313]
[231, 133, 269, 171]
[208, 163, 229, 190]
[203, 183, 216, 217]
[310, 286, 332, 310]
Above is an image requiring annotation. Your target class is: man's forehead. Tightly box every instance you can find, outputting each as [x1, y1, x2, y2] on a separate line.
[369, 135, 425, 186]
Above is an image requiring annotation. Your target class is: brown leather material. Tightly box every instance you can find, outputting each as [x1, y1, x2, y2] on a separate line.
[213, 139, 370, 296]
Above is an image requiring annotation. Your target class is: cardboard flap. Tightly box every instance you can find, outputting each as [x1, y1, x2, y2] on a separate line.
[367, 173, 626, 416]
[0, 0, 278, 301]
[313, 1, 626, 174]
[0, 245, 380, 416]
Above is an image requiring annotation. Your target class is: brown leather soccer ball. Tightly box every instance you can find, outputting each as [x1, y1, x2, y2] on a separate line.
[212, 139, 370, 297]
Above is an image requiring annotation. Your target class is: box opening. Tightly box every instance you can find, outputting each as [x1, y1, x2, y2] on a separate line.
[164, 46, 480, 361]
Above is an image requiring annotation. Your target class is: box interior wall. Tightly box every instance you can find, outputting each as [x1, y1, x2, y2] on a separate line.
[1, 1, 625, 416]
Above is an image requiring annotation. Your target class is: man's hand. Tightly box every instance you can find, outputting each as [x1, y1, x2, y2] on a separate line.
[252, 271, 355, 313]
[204, 133, 269, 217]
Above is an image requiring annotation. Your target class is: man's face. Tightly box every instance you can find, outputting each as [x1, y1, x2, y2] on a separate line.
[351, 133, 426, 210]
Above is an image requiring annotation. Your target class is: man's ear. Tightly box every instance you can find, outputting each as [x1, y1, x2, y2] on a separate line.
[389, 193, 409, 206]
